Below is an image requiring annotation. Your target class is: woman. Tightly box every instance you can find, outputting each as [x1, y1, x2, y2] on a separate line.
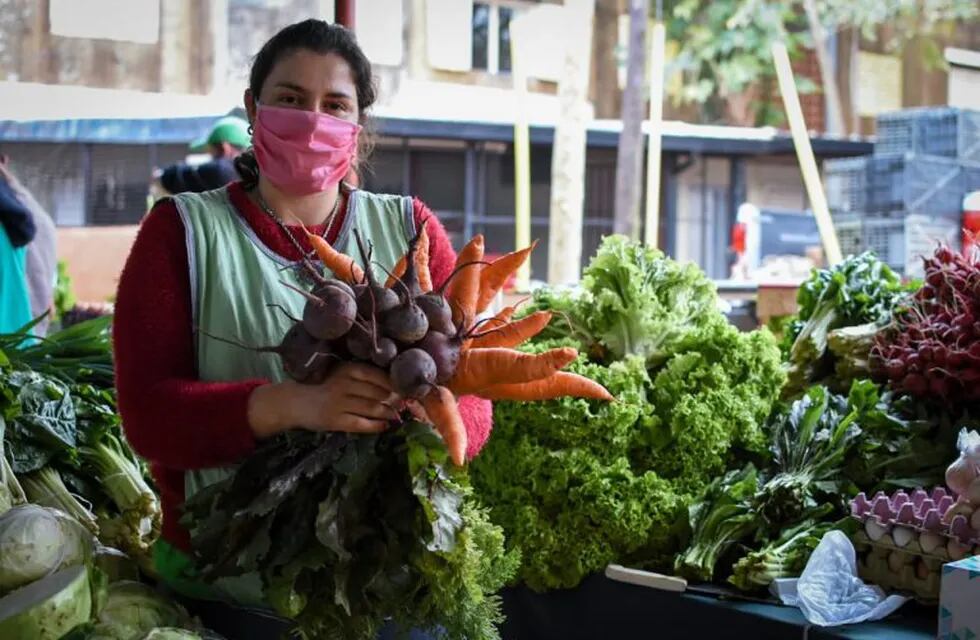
[114, 19, 492, 637]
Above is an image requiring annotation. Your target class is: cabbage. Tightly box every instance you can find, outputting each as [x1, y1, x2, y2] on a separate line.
[0, 565, 93, 640]
[0, 504, 93, 594]
[94, 545, 140, 583]
[89, 581, 194, 640]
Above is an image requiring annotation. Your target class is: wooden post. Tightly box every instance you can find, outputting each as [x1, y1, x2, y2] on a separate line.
[772, 41, 843, 266]
[547, 0, 595, 286]
[336, 0, 355, 30]
[511, 19, 532, 290]
[643, 20, 666, 249]
[612, 0, 648, 240]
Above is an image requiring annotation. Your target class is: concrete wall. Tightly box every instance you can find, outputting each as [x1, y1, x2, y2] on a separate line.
[0, 0, 222, 94]
[57, 225, 138, 302]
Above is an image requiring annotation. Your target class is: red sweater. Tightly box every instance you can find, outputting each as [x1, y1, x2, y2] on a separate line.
[113, 182, 492, 551]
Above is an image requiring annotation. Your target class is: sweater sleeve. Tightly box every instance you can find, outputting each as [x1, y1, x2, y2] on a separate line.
[113, 200, 261, 470]
[411, 198, 494, 458]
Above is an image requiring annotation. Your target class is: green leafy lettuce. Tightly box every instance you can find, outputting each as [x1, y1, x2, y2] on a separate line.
[473, 236, 785, 591]
[525, 235, 718, 367]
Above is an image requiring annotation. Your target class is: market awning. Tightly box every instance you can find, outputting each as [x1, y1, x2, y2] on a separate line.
[0, 79, 873, 156]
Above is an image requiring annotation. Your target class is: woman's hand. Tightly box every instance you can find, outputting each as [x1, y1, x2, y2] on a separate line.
[248, 362, 400, 438]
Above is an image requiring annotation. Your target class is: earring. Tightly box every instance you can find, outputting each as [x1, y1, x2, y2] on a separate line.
[247, 124, 254, 135]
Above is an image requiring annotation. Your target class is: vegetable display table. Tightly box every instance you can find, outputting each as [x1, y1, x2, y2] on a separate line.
[499, 573, 934, 640]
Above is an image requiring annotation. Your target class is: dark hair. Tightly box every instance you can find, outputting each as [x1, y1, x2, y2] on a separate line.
[235, 20, 376, 188]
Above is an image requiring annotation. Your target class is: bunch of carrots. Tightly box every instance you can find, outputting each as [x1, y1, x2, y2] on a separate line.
[246, 222, 614, 465]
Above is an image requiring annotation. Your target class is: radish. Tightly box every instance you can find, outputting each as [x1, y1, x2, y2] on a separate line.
[389, 349, 437, 398]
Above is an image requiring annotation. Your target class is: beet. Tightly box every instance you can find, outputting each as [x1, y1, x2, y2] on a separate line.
[389, 348, 437, 398]
[271, 323, 333, 383]
[357, 284, 399, 317]
[370, 337, 398, 368]
[415, 293, 455, 336]
[303, 286, 357, 340]
[345, 322, 373, 360]
[383, 303, 429, 344]
[417, 330, 461, 383]
[316, 278, 355, 300]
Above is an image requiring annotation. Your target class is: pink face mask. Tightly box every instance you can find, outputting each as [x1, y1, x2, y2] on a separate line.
[252, 104, 361, 195]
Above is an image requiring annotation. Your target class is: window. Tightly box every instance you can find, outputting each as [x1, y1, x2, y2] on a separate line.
[49, 0, 160, 44]
[472, 4, 490, 71]
[471, 2, 512, 74]
[498, 7, 513, 73]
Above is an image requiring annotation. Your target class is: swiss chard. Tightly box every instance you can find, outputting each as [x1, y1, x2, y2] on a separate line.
[784, 253, 911, 397]
[184, 422, 518, 640]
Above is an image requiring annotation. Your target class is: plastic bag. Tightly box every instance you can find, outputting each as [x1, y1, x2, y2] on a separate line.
[946, 428, 980, 496]
[770, 531, 907, 626]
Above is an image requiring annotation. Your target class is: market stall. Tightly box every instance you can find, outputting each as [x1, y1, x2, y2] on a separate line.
[6, 227, 980, 639]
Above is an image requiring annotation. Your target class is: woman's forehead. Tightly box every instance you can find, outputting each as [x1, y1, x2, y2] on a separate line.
[265, 49, 357, 98]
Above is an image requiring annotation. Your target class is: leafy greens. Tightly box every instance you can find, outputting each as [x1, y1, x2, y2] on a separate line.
[184, 422, 518, 640]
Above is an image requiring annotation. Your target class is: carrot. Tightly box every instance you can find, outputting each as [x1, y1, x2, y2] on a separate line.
[475, 372, 614, 402]
[475, 241, 537, 314]
[449, 346, 578, 394]
[470, 311, 553, 349]
[494, 306, 516, 324]
[462, 304, 516, 351]
[421, 385, 467, 466]
[385, 226, 431, 292]
[444, 234, 484, 324]
[305, 232, 364, 284]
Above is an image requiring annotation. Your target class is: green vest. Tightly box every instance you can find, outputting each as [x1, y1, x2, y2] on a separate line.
[154, 185, 413, 606]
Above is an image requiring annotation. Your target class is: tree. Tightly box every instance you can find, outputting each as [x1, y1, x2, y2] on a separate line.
[613, 0, 649, 239]
[665, 0, 811, 126]
[662, 0, 978, 127]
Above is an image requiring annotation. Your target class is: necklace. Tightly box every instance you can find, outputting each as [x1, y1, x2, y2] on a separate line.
[255, 187, 343, 265]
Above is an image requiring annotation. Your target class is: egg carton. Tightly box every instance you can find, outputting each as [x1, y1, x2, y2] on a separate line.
[851, 487, 980, 546]
[852, 531, 946, 601]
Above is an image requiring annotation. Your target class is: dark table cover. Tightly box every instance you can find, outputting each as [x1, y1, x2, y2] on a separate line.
[500, 573, 935, 640]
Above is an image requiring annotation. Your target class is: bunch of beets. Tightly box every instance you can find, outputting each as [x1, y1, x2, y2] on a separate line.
[871, 244, 980, 406]
[221, 223, 612, 464]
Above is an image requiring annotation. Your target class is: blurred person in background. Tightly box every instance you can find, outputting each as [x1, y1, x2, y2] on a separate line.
[0, 155, 58, 335]
[152, 115, 251, 195]
[0, 155, 36, 333]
